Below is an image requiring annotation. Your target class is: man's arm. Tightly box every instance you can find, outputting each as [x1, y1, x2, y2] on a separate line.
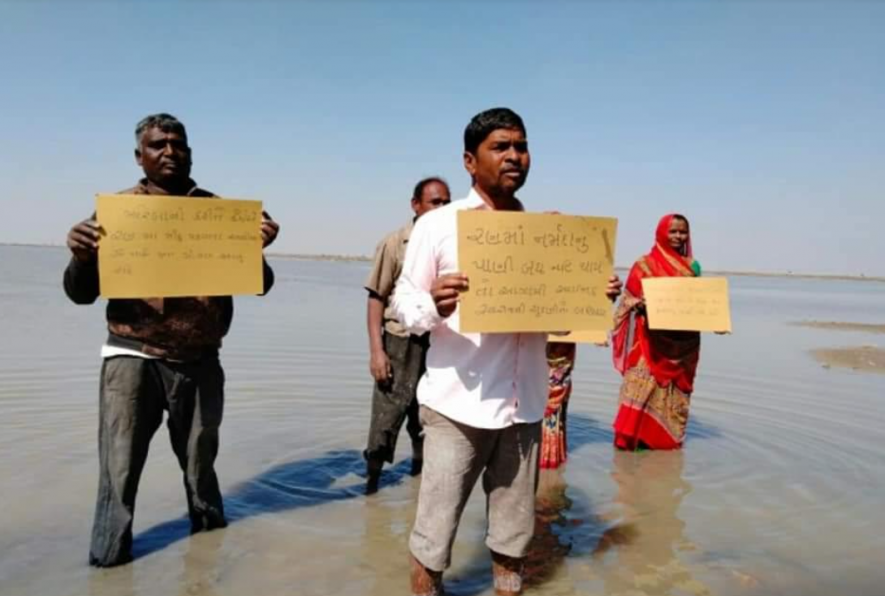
[391, 216, 445, 335]
[367, 292, 391, 382]
[63, 257, 100, 304]
[259, 211, 280, 295]
[63, 217, 101, 305]
[364, 234, 398, 381]
[261, 258, 275, 295]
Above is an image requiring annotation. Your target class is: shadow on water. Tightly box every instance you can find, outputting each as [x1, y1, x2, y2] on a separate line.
[441, 413, 607, 596]
[133, 449, 412, 560]
[443, 468, 582, 596]
[132, 410, 720, 575]
[443, 411, 720, 595]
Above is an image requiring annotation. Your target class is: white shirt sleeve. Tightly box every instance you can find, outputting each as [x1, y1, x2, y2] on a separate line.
[392, 213, 444, 334]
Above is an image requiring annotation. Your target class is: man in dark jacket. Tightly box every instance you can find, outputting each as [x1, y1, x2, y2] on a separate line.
[64, 113, 280, 567]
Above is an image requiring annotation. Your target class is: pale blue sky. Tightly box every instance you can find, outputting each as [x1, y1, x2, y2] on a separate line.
[1, 1, 883, 275]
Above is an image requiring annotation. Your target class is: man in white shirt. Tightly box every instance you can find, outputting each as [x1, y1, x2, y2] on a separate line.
[393, 108, 621, 596]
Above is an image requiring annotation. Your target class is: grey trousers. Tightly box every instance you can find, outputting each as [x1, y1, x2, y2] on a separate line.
[409, 406, 541, 571]
[89, 356, 226, 567]
[365, 333, 427, 463]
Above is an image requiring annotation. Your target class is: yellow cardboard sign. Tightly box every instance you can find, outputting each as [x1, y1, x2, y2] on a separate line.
[96, 194, 264, 298]
[642, 277, 732, 332]
[548, 329, 609, 345]
[458, 210, 617, 333]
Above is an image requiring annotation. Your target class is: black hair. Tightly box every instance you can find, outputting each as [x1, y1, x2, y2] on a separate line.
[135, 113, 187, 146]
[672, 213, 690, 226]
[463, 107, 526, 155]
[412, 177, 450, 201]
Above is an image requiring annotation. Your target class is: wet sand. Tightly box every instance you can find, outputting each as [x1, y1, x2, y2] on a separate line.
[812, 346, 885, 374]
[792, 321, 885, 374]
[793, 321, 885, 334]
[1, 246, 884, 596]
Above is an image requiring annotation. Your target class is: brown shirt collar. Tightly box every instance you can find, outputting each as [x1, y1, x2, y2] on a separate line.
[134, 177, 210, 197]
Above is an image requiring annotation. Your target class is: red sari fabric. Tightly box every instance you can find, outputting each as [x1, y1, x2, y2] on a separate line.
[611, 214, 701, 450]
[541, 342, 576, 469]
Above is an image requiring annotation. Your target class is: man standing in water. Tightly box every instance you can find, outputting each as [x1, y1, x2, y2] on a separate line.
[63, 113, 280, 567]
[363, 177, 451, 494]
[393, 108, 621, 596]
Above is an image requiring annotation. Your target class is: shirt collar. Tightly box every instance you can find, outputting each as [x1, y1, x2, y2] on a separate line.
[463, 187, 524, 211]
[464, 187, 489, 209]
[401, 220, 414, 243]
[137, 177, 200, 196]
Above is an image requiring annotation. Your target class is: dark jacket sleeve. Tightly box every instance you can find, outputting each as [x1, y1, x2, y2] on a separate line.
[63, 256, 100, 305]
[261, 257, 275, 295]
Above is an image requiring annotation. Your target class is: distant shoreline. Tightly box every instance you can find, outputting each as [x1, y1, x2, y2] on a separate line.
[2, 242, 883, 282]
[266, 252, 371, 263]
[792, 321, 885, 334]
[702, 270, 885, 283]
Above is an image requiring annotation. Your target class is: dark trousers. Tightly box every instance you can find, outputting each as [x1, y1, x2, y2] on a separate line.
[365, 333, 428, 463]
[89, 356, 226, 567]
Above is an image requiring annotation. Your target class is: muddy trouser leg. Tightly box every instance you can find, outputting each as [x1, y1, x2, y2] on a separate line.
[162, 358, 226, 533]
[89, 357, 164, 567]
[409, 406, 497, 572]
[405, 395, 424, 477]
[405, 335, 429, 451]
[365, 333, 424, 464]
[405, 395, 423, 449]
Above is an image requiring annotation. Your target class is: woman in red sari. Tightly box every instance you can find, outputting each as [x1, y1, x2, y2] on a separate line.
[611, 214, 702, 450]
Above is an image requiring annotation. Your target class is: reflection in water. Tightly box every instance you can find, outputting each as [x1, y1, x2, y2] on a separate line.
[443, 467, 582, 596]
[525, 468, 575, 588]
[595, 450, 710, 596]
[360, 485, 419, 596]
[174, 531, 224, 596]
[88, 526, 226, 596]
[89, 565, 135, 596]
[132, 450, 386, 560]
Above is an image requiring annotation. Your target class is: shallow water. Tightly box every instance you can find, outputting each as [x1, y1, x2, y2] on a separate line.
[0, 245, 883, 596]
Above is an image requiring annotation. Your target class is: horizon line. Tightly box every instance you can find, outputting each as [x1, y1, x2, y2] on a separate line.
[2, 242, 882, 283]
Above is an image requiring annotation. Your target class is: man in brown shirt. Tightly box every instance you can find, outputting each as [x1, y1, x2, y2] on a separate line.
[64, 113, 280, 567]
[363, 177, 451, 494]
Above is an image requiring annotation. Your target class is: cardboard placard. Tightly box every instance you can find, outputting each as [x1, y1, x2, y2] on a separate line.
[548, 329, 610, 344]
[642, 277, 732, 332]
[458, 210, 617, 333]
[96, 194, 263, 298]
